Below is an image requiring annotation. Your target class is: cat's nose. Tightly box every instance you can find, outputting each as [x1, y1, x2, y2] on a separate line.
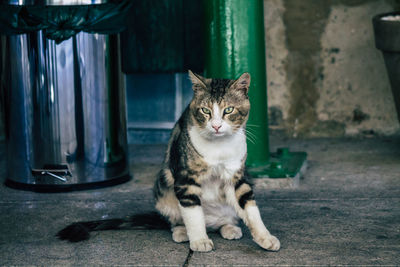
[212, 125, 222, 132]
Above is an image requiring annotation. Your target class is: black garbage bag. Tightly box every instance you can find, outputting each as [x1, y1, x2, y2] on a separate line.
[0, 1, 131, 44]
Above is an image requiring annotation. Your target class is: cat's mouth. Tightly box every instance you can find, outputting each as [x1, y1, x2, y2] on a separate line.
[213, 131, 225, 137]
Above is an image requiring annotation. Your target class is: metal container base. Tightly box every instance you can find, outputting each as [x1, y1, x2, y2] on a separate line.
[4, 175, 131, 193]
[2, 31, 131, 191]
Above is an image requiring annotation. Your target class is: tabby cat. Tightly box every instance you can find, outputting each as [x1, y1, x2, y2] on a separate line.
[57, 71, 280, 252]
[153, 71, 279, 252]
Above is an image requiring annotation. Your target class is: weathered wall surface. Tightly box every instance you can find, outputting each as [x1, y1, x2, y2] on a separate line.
[264, 0, 400, 137]
[1, 1, 399, 142]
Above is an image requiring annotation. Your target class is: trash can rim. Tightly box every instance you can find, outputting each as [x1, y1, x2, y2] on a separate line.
[1, 0, 114, 6]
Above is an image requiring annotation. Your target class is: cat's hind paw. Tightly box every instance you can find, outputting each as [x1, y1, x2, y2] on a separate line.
[254, 234, 280, 251]
[220, 224, 243, 240]
[190, 238, 214, 252]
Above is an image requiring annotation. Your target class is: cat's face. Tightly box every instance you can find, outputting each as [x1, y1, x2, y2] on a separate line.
[188, 71, 251, 139]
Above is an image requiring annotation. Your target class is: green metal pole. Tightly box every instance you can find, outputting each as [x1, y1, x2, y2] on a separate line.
[203, 0, 270, 167]
[203, 0, 307, 178]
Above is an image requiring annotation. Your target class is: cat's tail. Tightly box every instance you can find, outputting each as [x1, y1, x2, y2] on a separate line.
[56, 212, 170, 242]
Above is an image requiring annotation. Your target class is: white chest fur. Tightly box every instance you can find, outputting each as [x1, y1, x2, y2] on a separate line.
[189, 126, 246, 180]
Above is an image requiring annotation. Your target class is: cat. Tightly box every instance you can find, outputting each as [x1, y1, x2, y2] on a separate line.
[57, 70, 280, 252]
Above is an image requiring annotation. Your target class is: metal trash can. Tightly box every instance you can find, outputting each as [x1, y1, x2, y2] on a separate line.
[0, 0, 131, 191]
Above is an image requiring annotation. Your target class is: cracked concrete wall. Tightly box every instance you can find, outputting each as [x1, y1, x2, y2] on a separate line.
[264, 0, 400, 137]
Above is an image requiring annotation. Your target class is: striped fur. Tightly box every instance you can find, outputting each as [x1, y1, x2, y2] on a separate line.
[154, 71, 280, 252]
[57, 71, 279, 252]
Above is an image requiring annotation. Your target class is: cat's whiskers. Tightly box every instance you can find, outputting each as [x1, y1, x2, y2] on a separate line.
[246, 124, 261, 128]
[245, 131, 257, 141]
[244, 126, 257, 136]
[198, 128, 213, 138]
[234, 126, 257, 145]
[245, 134, 256, 145]
[245, 125, 260, 133]
[243, 128, 258, 144]
[245, 127, 255, 136]
[199, 128, 209, 135]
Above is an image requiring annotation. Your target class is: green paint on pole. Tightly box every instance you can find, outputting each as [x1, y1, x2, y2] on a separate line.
[203, 0, 270, 166]
[203, 0, 307, 178]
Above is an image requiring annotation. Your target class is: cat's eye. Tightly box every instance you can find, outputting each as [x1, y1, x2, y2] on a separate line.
[224, 107, 234, 114]
[201, 107, 211, 115]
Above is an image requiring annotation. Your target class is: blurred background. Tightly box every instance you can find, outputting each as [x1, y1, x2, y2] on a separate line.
[121, 0, 400, 143]
[1, 0, 400, 144]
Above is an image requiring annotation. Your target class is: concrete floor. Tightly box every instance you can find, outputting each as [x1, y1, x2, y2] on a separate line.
[0, 135, 399, 266]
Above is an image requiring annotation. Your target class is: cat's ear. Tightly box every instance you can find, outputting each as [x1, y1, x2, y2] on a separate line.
[231, 72, 251, 94]
[188, 70, 207, 92]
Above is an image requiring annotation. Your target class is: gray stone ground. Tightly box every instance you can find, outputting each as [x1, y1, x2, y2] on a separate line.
[0, 135, 399, 266]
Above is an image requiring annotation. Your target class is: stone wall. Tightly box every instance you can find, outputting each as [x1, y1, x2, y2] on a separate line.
[264, 0, 400, 137]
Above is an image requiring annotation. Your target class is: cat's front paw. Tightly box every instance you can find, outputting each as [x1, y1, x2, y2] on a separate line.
[172, 226, 189, 243]
[190, 238, 214, 252]
[254, 234, 280, 251]
[220, 224, 243, 240]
